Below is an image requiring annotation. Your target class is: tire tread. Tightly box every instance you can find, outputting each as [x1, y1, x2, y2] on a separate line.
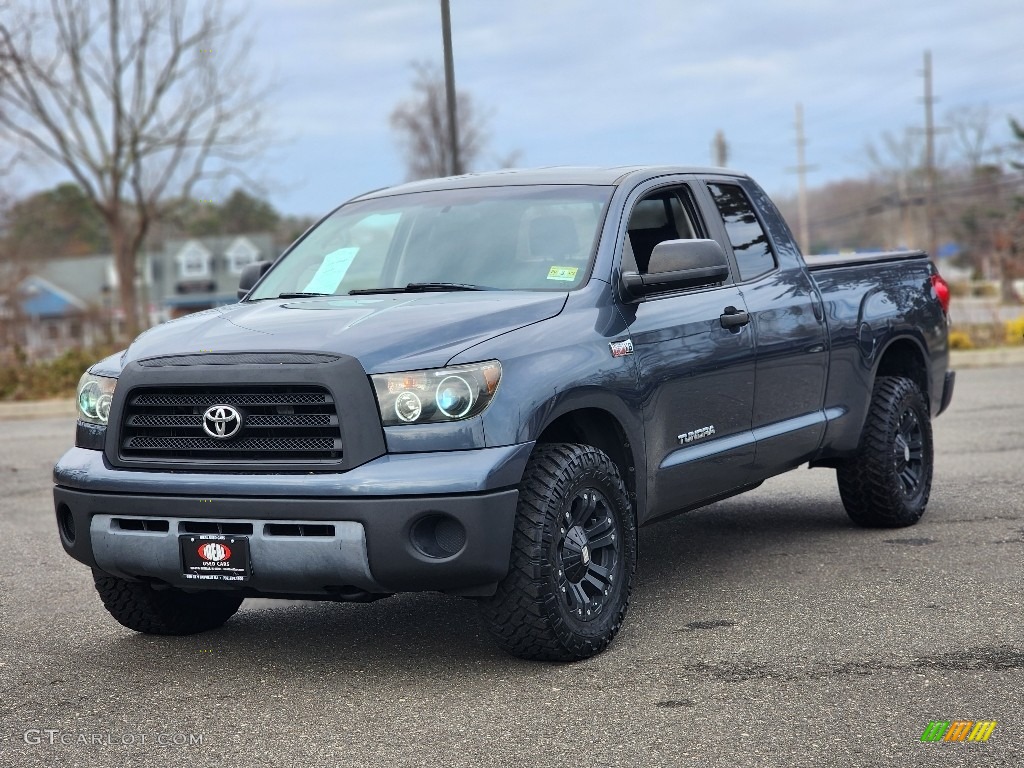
[836, 376, 933, 528]
[481, 443, 636, 661]
[92, 570, 244, 635]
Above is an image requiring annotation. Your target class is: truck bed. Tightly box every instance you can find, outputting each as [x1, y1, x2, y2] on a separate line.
[803, 250, 928, 271]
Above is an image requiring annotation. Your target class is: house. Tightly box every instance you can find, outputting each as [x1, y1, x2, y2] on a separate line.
[2, 233, 276, 359]
[0, 255, 118, 361]
[153, 235, 275, 319]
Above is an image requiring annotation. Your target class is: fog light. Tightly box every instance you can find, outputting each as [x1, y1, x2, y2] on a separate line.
[57, 505, 76, 545]
[410, 514, 466, 559]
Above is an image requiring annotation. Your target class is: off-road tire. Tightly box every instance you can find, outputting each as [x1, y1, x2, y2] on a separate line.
[92, 569, 244, 635]
[836, 376, 934, 528]
[481, 443, 637, 661]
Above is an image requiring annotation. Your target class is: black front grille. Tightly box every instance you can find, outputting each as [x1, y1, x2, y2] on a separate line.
[120, 385, 342, 463]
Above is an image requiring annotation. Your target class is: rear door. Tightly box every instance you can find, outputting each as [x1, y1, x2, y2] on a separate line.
[701, 179, 829, 474]
[616, 180, 757, 521]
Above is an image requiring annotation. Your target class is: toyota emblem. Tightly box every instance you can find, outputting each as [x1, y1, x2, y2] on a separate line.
[202, 404, 242, 439]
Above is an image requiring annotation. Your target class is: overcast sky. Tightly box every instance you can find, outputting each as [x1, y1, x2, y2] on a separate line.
[15, 0, 1024, 216]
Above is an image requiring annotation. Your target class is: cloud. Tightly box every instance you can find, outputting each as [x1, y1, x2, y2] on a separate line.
[19, 0, 1024, 213]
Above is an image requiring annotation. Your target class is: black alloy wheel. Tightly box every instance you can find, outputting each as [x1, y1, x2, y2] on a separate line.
[893, 405, 925, 496]
[555, 488, 620, 622]
[481, 443, 636, 661]
[837, 376, 934, 527]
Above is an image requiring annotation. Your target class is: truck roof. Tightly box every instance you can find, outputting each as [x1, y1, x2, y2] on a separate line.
[352, 165, 750, 200]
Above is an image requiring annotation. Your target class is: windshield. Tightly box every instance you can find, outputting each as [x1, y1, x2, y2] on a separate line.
[249, 185, 613, 298]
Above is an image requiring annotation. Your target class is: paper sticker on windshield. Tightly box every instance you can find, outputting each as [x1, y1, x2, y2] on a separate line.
[303, 247, 359, 294]
[546, 266, 578, 282]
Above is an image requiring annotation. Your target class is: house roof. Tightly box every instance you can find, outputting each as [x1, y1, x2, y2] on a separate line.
[163, 233, 274, 259]
[19, 275, 89, 318]
[40, 254, 116, 307]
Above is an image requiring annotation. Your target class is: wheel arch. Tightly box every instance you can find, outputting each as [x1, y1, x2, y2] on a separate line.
[873, 335, 931, 409]
[533, 404, 645, 524]
[813, 332, 932, 464]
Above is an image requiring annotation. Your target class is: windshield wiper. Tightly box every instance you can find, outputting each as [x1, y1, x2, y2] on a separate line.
[349, 282, 488, 295]
[275, 292, 335, 299]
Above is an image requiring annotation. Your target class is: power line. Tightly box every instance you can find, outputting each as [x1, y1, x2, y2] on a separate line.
[806, 171, 1024, 228]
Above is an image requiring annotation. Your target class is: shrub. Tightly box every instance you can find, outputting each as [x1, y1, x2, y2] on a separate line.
[1006, 316, 1024, 346]
[973, 283, 1000, 298]
[0, 345, 119, 401]
[947, 282, 970, 298]
[948, 331, 974, 350]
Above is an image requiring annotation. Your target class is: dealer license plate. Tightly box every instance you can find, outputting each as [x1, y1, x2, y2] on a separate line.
[180, 535, 250, 583]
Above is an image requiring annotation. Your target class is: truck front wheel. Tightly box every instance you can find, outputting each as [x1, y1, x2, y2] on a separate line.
[92, 569, 244, 635]
[836, 376, 934, 527]
[481, 443, 636, 661]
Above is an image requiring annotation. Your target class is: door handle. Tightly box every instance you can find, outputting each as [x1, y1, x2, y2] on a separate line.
[720, 306, 750, 330]
[810, 293, 824, 322]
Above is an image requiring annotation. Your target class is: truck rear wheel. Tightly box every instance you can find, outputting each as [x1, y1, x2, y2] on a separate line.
[92, 569, 244, 635]
[836, 376, 933, 527]
[481, 443, 636, 661]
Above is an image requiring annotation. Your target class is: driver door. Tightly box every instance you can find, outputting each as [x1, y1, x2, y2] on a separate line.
[617, 183, 757, 521]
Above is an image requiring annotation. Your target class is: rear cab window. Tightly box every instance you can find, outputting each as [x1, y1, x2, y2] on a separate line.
[707, 183, 777, 282]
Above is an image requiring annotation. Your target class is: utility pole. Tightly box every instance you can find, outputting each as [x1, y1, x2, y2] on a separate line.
[921, 50, 938, 257]
[788, 103, 815, 255]
[712, 130, 729, 167]
[440, 0, 461, 176]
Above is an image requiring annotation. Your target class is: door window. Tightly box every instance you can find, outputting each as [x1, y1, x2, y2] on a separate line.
[624, 189, 701, 274]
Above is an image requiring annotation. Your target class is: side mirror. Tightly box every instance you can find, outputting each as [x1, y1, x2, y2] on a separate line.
[620, 239, 729, 300]
[237, 260, 273, 300]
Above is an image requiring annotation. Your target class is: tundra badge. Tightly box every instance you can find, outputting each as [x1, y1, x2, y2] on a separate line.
[678, 426, 716, 444]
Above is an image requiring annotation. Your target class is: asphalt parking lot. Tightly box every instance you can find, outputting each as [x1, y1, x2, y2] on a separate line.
[1, 365, 1021, 768]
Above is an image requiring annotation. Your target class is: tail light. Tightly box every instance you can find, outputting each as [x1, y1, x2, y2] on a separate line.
[931, 273, 950, 314]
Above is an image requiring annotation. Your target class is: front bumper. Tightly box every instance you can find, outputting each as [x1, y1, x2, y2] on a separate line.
[53, 443, 532, 596]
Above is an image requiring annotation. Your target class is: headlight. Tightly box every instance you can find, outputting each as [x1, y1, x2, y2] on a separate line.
[371, 361, 501, 427]
[76, 372, 117, 426]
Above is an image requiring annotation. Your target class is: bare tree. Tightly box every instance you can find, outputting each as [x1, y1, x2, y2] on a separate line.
[0, 0, 269, 339]
[0, 183, 31, 357]
[390, 62, 497, 181]
[864, 128, 929, 248]
[946, 105, 996, 173]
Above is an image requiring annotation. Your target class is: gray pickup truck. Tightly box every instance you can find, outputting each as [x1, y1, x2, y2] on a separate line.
[54, 166, 954, 660]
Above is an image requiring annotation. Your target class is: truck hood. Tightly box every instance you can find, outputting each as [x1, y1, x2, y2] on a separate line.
[124, 292, 568, 373]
